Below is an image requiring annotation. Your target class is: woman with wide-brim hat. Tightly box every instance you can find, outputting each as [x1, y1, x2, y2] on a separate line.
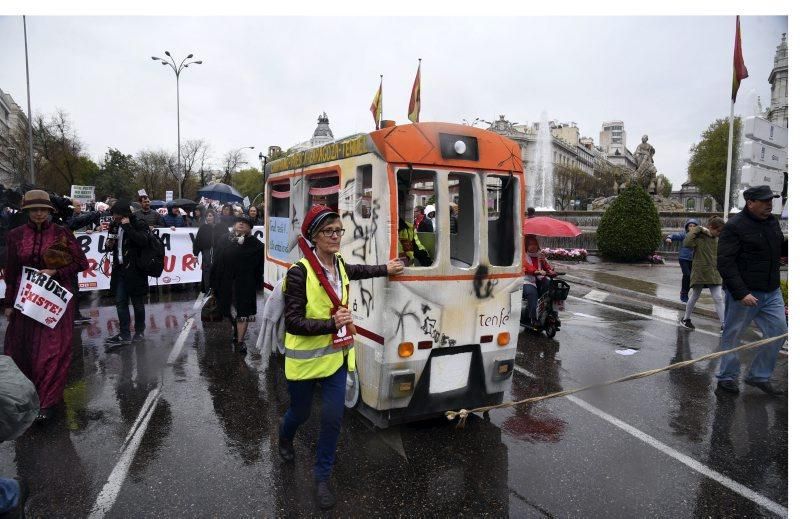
[1, 190, 89, 423]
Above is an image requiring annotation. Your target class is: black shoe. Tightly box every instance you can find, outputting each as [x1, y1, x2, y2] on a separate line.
[278, 433, 295, 462]
[716, 380, 740, 394]
[315, 479, 336, 510]
[132, 332, 145, 343]
[744, 379, 784, 396]
[679, 318, 695, 330]
[1, 478, 29, 519]
[34, 406, 55, 424]
[105, 334, 131, 348]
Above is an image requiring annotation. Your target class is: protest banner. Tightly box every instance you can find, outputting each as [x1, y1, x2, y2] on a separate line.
[0, 226, 265, 298]
[13, 267, 74, 329]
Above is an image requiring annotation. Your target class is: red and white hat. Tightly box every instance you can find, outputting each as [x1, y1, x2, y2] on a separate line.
[301, 205, 338, 239]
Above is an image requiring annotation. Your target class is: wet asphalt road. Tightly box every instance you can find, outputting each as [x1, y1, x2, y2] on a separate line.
[0, 284, 788, 518]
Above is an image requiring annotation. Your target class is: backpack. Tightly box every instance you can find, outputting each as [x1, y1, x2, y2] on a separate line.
[137, 230, 166, 277]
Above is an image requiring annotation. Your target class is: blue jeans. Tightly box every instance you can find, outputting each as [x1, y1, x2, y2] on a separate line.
[281, 363, 347, 482]
[678, 259, 692, 296]
[0, 477, 20, 513]
[115, 278, 145, 340]
[523, 278, 551, 322]
[717, 288, 787, 382]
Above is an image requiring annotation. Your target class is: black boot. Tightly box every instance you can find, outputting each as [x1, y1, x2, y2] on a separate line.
[315, 479, 336, 510]
[277, 422, 295, 462]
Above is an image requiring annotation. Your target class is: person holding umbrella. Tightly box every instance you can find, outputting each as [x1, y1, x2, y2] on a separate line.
[522, 235, 556, 323]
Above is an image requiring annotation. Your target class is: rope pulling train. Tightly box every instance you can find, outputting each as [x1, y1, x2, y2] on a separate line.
[445, 333, 788, 428]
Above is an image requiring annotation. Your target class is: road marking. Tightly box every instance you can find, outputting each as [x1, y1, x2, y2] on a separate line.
[566, 395, 788, 518]
[167, 317, 195, 365]
[88, 387, 161, 519]
[121, 388, 160, 449]
[651, 305, 678, 321]
[573, 312, 599, 320]
[584, 289, 609, 302]
[574, 296, 720, 338]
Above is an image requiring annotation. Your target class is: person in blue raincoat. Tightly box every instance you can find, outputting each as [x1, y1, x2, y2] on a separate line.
[665, 218, 698, 303]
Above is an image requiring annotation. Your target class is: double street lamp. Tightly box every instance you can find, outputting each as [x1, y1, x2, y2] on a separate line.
[151, 51, 203, 198]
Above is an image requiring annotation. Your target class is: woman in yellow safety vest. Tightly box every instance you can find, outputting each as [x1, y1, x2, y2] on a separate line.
[279, 205, 404, 510]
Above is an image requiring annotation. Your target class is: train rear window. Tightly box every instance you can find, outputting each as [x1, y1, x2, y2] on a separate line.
[396, 169, 437, 268]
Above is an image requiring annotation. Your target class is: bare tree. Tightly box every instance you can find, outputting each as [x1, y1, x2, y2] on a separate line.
[221, 148, 249, 185]
[33, 111, 88, 193]
[178, 139, 209, 198]
[134, 149, 173, 198]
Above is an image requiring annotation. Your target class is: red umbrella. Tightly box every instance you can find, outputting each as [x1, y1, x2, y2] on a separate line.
[523, 216, 581, 237]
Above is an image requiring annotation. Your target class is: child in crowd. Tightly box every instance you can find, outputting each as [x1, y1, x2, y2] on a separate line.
[665, 219, 699, 302]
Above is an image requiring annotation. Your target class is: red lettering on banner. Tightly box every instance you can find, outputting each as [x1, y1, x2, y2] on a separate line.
[182, 254, 197, 271]
[163, 255, 176, 273]
[83, 260, 98, 278]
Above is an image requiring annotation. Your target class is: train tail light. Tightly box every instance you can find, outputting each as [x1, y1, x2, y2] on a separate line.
[398, 342, 414, 358]
[497, 332, 511, 346]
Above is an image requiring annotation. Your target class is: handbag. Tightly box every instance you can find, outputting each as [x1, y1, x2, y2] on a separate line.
[44, 235, 73, 270]
[201, 291, 223, 322]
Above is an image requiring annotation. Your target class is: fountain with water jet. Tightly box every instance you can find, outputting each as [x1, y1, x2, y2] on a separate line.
[526, 112, 554, 211]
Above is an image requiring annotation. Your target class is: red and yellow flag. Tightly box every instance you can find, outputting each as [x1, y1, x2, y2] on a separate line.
[732, 15, 749, 102]
[408, 61, 421, 123]
[370, 76, 382, 130]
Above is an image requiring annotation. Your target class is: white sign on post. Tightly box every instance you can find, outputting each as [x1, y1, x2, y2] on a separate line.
[14, 267, 73, 329]
[165, 191, 174, 202]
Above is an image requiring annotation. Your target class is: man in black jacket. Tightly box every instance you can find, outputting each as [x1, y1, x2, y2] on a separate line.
[105, 200, 151, 348]
[716, 185, 787, 395]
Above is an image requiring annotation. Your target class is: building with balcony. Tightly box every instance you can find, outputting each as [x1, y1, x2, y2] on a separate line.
[0, 87, 28, 187]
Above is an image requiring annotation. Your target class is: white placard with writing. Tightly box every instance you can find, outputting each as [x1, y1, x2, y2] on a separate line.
[70, 185, 95, 204]
[165, 191, 174, 202]
[14, 267, 74, 329]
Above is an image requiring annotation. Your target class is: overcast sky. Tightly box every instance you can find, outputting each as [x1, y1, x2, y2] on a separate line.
[0, 15, 789, 190]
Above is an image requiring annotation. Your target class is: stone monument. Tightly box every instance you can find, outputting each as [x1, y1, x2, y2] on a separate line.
[633, 135, 660, 194]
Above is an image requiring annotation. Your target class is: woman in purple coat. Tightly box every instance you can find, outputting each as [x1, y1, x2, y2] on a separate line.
[2, 190, 89, 423]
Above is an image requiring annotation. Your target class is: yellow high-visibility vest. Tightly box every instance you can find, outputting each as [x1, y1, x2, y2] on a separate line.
[283, 255, 355, 380]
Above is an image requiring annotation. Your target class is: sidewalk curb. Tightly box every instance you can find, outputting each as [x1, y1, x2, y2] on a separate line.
[562, 274, 719, 320]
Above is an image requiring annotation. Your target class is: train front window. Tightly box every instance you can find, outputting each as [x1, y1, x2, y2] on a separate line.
[448, 172, 476, 268]
[487, 174, 517, 266]
[396, 169, 437, 267]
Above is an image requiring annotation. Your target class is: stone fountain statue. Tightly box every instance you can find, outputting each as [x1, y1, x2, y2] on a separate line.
[633, 135, 660, 195]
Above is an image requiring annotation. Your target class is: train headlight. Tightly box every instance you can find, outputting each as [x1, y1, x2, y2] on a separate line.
[453, 140, 467, 155]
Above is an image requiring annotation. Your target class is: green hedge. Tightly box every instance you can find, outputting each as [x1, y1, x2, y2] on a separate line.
[597, 184, 662, 262]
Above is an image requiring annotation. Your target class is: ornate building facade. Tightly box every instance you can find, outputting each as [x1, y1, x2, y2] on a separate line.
[0, 87, 28, 187]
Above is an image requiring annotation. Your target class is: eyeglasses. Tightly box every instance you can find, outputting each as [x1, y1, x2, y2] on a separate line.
[319, 228, 345, 237]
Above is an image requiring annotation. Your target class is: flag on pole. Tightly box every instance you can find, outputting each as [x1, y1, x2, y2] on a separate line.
[408, 60, 421, 123]
[370, 75, 383, 130]
[732, 15, 749, 102]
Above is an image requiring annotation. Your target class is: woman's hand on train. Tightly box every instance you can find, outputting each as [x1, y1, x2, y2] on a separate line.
[333, 306, 353, 328]
[386, 259, 405, 275]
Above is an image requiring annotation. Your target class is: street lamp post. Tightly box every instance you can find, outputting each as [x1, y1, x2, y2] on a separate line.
[151, 51, 202, 199]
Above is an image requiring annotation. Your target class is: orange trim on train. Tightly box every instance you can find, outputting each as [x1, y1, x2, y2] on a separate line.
[389, 272, 521, 282]
[370, 122, 523, 173]
[268, 164, 342, 180]
[267, 257, 293, 268]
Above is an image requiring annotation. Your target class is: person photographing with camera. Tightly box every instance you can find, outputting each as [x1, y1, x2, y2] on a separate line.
[105, 200, 151, 348]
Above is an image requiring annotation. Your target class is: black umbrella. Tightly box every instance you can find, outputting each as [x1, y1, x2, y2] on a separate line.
[170, 198, 198, 210]
[197, 183, 243, 203]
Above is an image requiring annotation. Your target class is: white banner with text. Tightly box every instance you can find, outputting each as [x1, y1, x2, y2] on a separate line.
[14, 267, 74, 328]
[0, 226, 266, 298]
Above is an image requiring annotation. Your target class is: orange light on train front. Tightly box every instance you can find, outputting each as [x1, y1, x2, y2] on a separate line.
[497, 332, 511, 346]
[398, 342, 414, 358]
